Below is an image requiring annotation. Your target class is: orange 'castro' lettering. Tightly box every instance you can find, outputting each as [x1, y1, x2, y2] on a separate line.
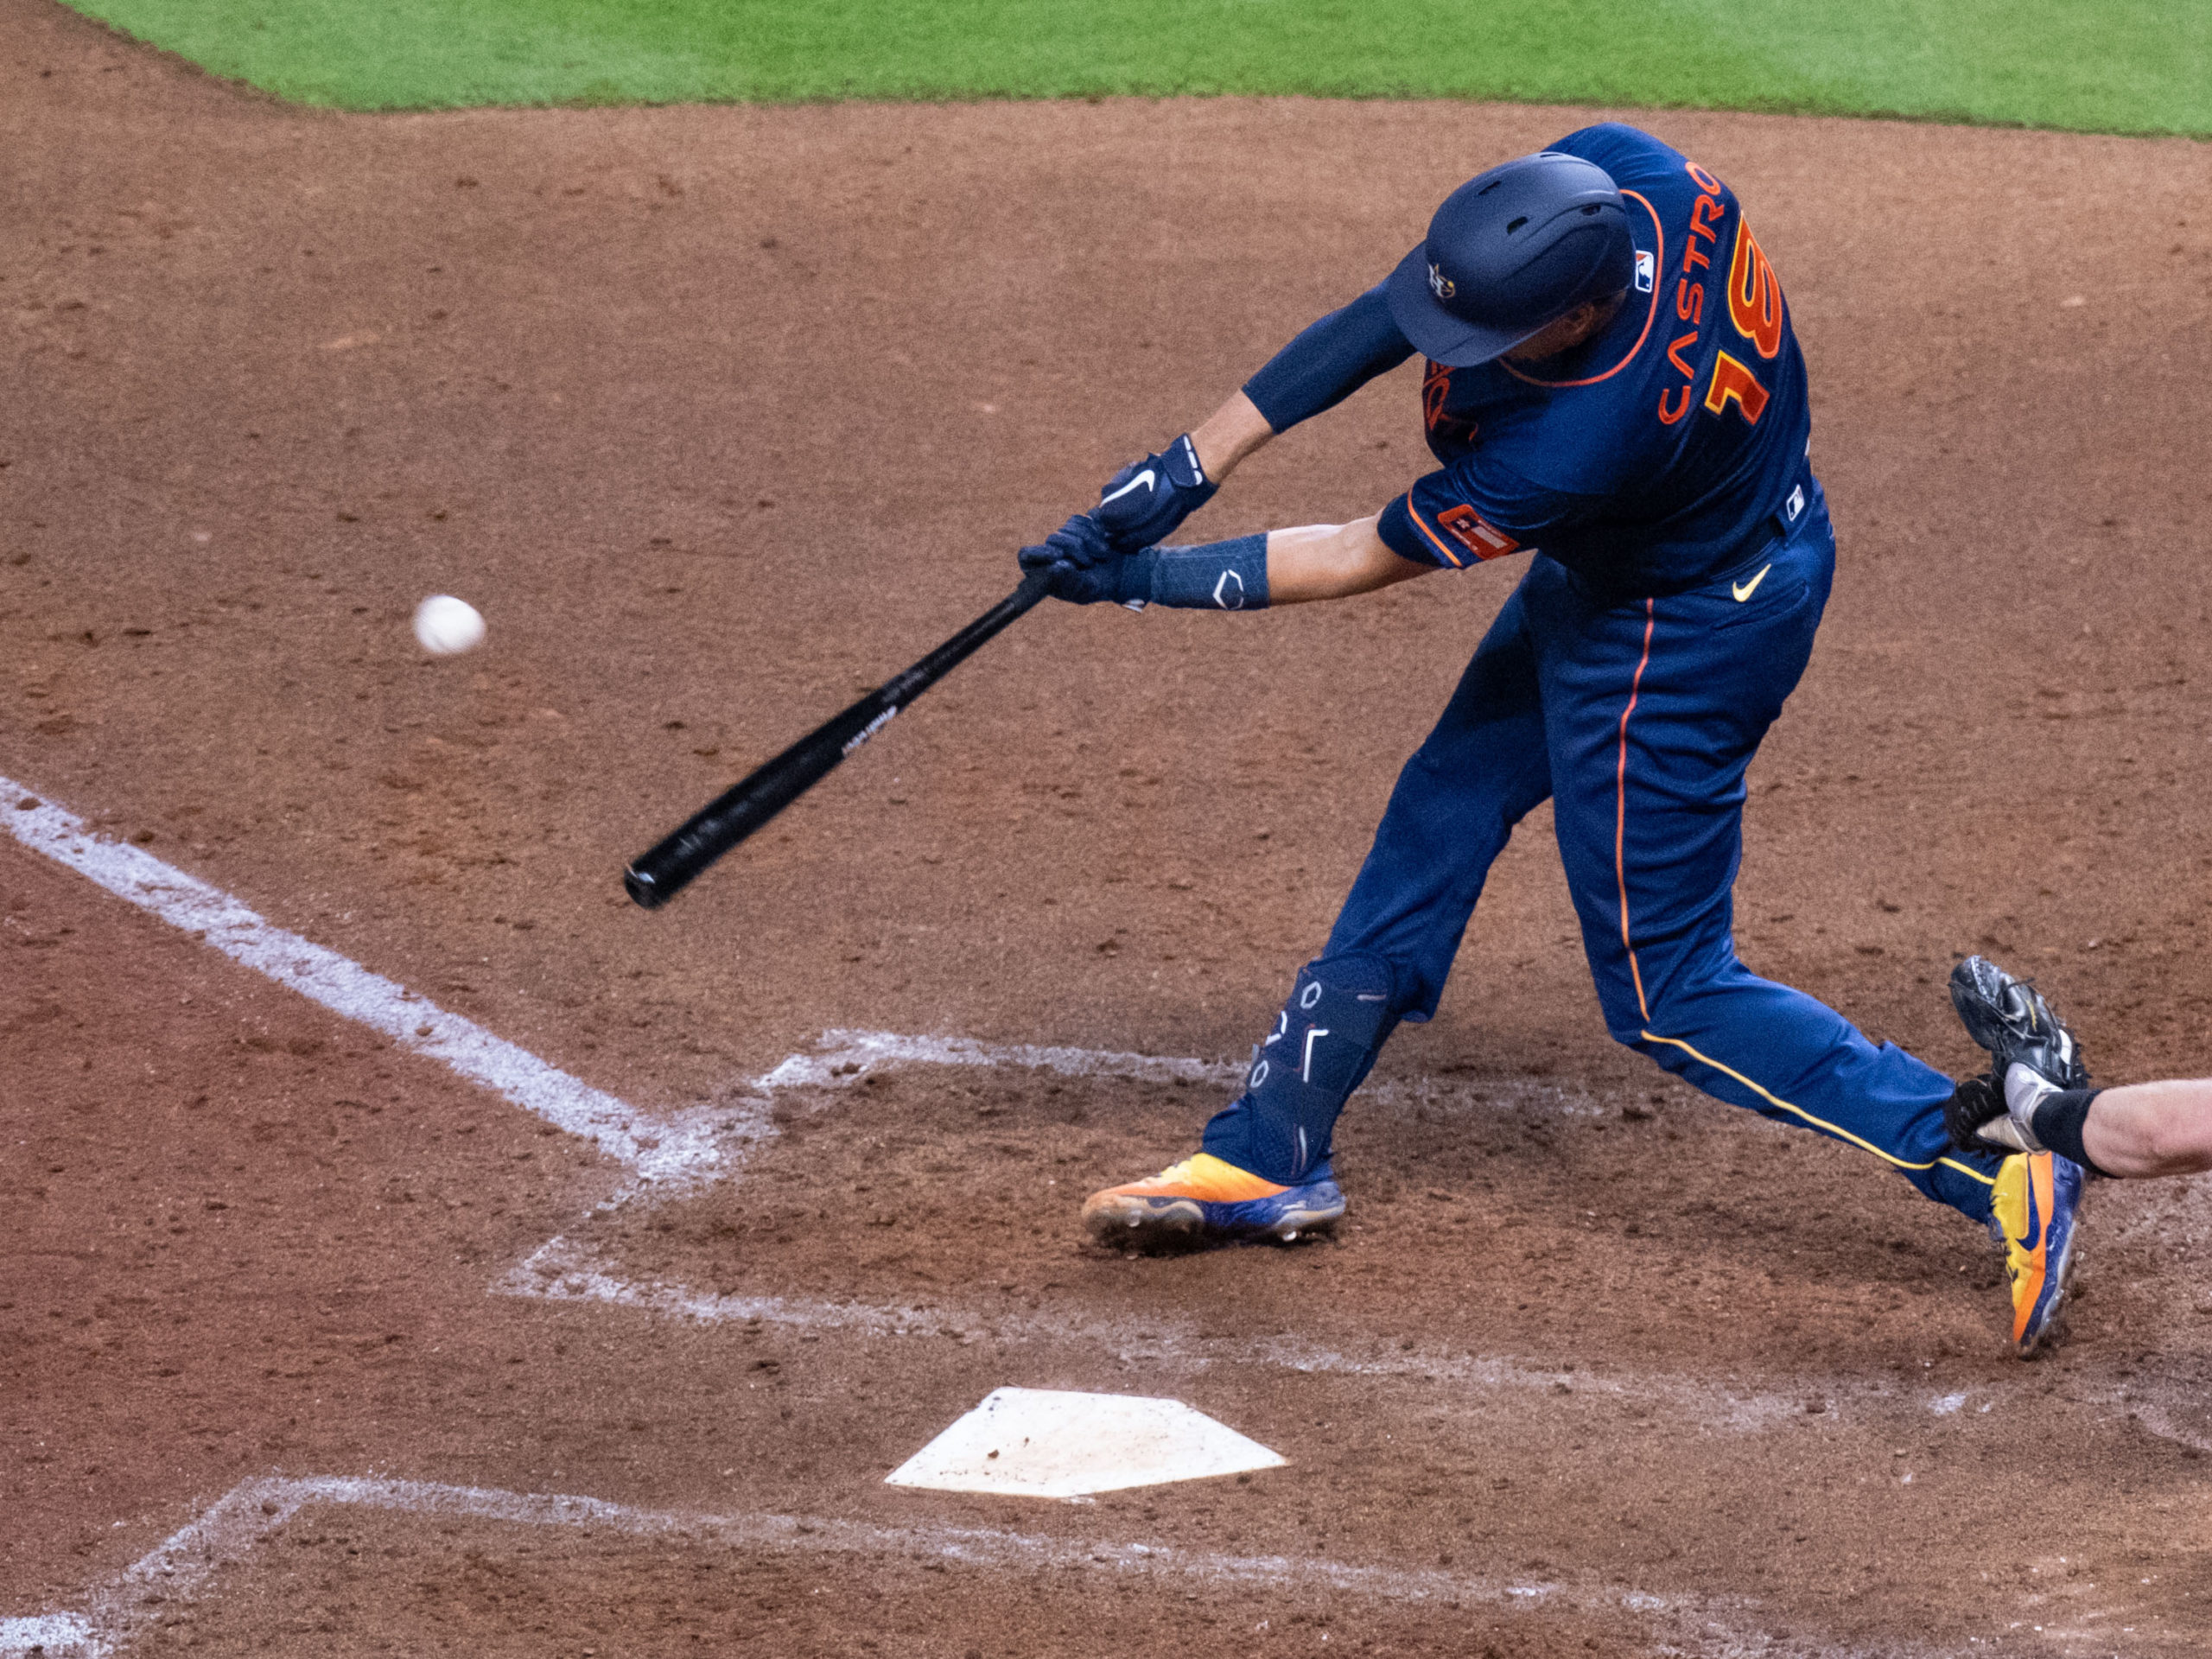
[1684, 160, 1724, 195]
[1657, 385, 1694, 425]
[1726, 219, 1784, 359]
[1421, 359, 1479, 446]
[1704, 351, 1770, 424]
[1421, 359, 1452, 429]
[1675, 277, 1704, 325]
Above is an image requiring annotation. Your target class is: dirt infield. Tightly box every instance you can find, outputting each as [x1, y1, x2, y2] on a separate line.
[7, 0, 2212, 1651]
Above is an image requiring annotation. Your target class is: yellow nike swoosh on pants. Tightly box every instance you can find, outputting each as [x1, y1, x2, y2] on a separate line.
[1731, 563, 1772, 602]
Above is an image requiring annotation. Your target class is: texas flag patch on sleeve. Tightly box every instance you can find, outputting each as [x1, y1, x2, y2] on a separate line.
[1435, 505, 1522, 563]
[1378, 479, 1535, 571]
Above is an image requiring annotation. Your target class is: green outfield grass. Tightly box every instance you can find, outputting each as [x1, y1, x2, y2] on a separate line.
[66, 0, 2211, 134]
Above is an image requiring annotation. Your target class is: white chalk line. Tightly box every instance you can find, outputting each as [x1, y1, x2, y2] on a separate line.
[497, 1231, 2032, 1438]
[0, 1618, 92, 1656]
[0, 1472, 1815, 1659]
[756, 1027, 1242, 1092]
[762, 1027, 1613, 1118]
[501, 1231, 1823, 1431]
[0, 774, 717, 1185]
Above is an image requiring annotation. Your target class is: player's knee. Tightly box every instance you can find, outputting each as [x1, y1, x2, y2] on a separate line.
[1589, 979, 1655, 1051]
[1631, 1031, 1705, 1084]
[1600, 1019, 1649, 1053]
[1593, 939, 1741, 1044]
[1597, 1014, 1683, 1077]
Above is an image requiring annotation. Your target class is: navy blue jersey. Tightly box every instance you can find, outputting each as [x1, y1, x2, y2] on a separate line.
[1354, 125, 1813, 594]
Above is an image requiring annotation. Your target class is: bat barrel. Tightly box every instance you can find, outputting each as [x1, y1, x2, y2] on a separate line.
[623, 690, 893, 907]
[623, 569, 1052, 911]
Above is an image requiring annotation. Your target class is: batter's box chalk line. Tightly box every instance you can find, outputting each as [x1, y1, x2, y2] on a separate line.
[9, 772, 2209, 1452]
[0, 774, 719, 1186]
[0, 1471, 1923, 1659]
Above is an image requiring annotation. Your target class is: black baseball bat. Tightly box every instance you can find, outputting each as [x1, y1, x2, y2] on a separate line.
[623, 568, 1052, 909]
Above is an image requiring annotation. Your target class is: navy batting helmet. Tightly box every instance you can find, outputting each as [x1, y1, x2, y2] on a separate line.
[1385, 151, 1635, 365]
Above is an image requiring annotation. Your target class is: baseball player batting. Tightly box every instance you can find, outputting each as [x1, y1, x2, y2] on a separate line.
[1020, 124, 2082, 1357]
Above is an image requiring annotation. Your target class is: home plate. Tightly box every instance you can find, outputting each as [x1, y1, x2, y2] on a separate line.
[885, 1387, 1287, 1498]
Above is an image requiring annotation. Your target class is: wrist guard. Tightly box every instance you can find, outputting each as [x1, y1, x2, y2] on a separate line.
[1116, 533, 1269, 611]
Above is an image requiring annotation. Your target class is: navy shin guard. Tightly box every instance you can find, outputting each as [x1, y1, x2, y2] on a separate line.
[1200, 952, 1398, 1183]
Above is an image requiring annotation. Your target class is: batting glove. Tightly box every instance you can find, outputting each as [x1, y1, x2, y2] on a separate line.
[1092, 434, 1217, 554]
[1018, 513, 1135, 606]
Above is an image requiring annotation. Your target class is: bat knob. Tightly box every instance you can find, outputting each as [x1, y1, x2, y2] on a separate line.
[622, 865, 670, 910]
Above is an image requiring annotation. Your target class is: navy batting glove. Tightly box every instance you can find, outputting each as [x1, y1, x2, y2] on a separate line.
[1017, 514, 1132, 605]
[1093, 434, 1217, 554]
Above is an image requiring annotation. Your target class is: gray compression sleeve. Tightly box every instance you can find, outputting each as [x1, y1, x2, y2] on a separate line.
[1113, 533, 1270, 612]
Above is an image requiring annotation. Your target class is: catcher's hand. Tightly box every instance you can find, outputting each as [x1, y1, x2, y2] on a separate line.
[1944, 1071, 2032, 1154]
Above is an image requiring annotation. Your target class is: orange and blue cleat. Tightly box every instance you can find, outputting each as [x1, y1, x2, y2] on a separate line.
[1081, 1153, 1344, 1251]
[1990, 1148, 2085, 1358]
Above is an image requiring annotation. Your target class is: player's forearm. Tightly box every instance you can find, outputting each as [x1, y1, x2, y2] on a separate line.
[1188, 391, 1276, 486]
[2082, 1079, 2212, 1177]
[1265, 516, 1431, 604]
[1032, 513, 1429, 609]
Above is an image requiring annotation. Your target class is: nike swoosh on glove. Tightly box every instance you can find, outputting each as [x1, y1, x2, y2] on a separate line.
[1093, 434, 1217, 554]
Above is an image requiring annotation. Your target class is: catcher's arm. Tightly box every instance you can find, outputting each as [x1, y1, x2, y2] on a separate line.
[2078, 1081, 2212, 1177]
[1948, 1071, 2212, 1178]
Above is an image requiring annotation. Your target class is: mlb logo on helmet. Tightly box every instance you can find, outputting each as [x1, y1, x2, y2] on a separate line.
[1427, 263, 1456, 301]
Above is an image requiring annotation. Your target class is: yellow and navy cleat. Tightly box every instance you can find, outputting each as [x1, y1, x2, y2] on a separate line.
[1990, 1148, 2085, 1358]
[1081, 1153, 1344, 1251]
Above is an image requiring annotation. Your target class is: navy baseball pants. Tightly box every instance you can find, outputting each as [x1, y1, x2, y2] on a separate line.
[1203, 483, 2005, 1223]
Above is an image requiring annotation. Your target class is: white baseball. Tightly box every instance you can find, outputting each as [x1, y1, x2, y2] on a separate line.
[413, 594, 486, 656]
